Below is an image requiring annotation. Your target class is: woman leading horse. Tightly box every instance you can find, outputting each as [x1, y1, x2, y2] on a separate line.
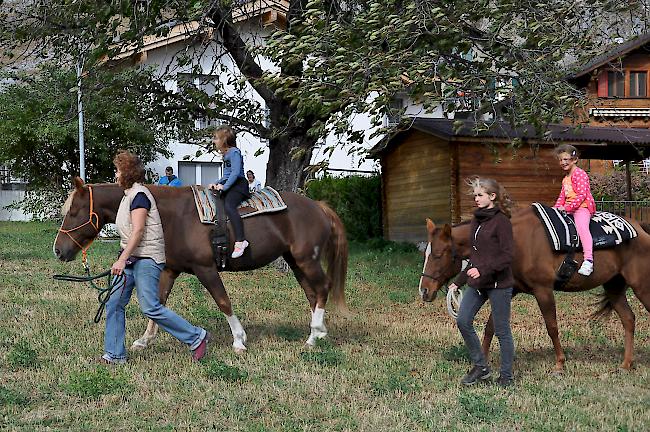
[420, 207, 650, 372]
[54, 177, 348, 354]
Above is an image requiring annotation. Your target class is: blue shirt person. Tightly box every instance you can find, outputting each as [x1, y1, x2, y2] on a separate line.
[158, 166, 182, 187]
[207, 125, 250, 259]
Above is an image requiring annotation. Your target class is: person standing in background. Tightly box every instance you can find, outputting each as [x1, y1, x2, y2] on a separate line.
[158, 166, 182, 187]
[246, 170, 262, 193]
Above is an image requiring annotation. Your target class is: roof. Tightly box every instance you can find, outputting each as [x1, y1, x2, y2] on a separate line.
[570, 33, 650, 79]
[370, 118, 650, 160]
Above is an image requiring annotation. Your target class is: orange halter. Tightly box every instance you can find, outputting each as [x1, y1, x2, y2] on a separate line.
[59, 185, 100, 269]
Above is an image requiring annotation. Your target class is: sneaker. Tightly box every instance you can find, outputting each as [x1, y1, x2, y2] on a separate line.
[231, 240, 249, 259]
[99, 354, 126, 365]
[192, 332, 212, 362]
[578, 260, 593, 276]
[496, 375, 514, 387]
[461, 365, 491, 385]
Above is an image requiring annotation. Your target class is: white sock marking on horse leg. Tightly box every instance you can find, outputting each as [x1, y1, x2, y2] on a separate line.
[306, 307, 327, 346]
[131, 320, 158, 350]
[419, 242, 432, 292]
[227, 314, 247, 352]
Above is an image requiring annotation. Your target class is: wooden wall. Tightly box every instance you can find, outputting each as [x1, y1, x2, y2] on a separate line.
[381, 131, 450, 242]
[454, 141, 561, 222]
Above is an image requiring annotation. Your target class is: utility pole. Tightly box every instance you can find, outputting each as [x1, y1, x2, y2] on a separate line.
[76, 60, 85, 182]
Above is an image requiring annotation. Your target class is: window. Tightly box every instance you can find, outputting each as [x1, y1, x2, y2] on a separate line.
[630, 71, 647, 97]
[387, 97, 404, 126]
[178, 161, 222, 186]
[177, 73, 220, 130]
[608, 71, 624, 97]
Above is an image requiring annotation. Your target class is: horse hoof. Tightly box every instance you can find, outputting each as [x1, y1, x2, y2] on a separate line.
[550, 368, 564, 376]
[618, 364, 633, 372]
[233, 345, 247, 355]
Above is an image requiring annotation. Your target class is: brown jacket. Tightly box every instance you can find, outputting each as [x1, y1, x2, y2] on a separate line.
[453, 207, 514, 290]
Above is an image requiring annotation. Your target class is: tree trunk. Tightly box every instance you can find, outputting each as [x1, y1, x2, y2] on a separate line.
[265, 132, 315, 192]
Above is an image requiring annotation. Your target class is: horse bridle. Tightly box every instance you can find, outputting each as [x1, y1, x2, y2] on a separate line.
[421, 242, 462, 285]
[58, 185, 100, 269]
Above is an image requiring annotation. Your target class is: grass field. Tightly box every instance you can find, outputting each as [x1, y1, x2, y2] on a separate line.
[1, 221, 649, 431]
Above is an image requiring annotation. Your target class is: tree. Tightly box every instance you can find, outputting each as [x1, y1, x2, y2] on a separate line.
[0, 64, 172, 188]
[2, 1, 648, 191]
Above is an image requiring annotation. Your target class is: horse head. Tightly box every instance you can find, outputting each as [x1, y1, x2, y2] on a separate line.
[419, 218, 459, 302]
[53, 177, 113, 262]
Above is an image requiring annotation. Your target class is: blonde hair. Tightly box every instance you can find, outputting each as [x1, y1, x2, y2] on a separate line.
[213, 125, 237, 147]
[466, 176, 513, 218]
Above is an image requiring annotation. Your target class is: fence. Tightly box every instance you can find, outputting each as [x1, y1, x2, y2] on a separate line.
[596, 200, 650, 222]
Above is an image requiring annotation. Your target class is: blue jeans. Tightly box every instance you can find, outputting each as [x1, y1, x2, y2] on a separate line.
[456, 287, 515, 380]
[103, 258, 206, 361]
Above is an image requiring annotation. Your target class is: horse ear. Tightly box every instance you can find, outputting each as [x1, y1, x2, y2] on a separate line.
[73, 177, 85, 192]
[426, 218, 436, 234]
[442, 223, 452, 239]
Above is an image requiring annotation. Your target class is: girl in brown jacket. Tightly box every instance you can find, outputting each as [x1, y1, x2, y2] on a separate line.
[448, 177, 515, 387]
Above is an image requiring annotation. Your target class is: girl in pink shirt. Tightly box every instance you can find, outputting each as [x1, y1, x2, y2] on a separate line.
[553, 144, 596, 276]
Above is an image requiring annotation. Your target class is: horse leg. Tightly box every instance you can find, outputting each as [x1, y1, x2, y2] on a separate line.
[481, 313, 494, 360]
[131, 267, 179, 350]
[284, 253, 329, 346]
[532, 289, 566, 372]
[193, 264, 247, 354]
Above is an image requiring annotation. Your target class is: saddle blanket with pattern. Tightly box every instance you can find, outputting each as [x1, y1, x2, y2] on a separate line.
[531, 202, 637, 252]
[191, 185, 287, 224]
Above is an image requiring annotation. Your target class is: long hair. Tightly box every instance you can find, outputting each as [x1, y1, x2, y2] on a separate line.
[466, 176, 514, 218]
[113, 150, 145, 189]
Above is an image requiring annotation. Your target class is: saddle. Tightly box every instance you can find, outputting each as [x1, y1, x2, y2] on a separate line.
[531, 202, 639, 288]
[531, 202, 638, 252]
[190, 185, 287, 268]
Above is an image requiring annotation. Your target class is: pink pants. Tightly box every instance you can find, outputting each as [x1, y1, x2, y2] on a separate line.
[572, 207, 593, 261]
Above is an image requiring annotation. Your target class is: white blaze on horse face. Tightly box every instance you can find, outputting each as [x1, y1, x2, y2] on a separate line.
[419, 242, 432, 292]
[53, 190, 77, 258]
[307, 307, 327, 346]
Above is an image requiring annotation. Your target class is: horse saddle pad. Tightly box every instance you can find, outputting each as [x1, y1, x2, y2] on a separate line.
[191, 185, 287, 224]
[531, 202, 638, 252]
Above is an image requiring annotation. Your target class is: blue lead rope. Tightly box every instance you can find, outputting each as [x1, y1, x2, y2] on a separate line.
[53, 270, 126, 323]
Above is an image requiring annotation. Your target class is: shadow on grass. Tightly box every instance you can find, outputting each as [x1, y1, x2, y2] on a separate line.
[515, 345, 650, 369]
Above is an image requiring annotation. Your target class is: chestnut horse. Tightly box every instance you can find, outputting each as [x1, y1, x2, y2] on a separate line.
[419, 207, 650, 372]
[54, 178, 348, 353]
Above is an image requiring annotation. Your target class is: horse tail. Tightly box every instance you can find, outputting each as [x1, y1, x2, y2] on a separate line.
[590, 292, 614, 320]
[317, 201, 350, 315]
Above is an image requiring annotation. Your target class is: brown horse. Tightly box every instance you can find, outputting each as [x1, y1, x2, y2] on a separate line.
[54, 178, 348, 353]
[419, 207, 650, 372]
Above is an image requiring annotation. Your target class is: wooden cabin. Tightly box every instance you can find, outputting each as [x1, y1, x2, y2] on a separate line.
[570, 33, 650, 129]
[371, 118, 650, 243]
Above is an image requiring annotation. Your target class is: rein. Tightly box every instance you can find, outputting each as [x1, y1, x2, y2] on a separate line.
[58, 185, 100, 269]
[53, 270, 126, 323]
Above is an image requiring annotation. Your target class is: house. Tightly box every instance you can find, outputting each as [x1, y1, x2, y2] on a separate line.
[569, 33, 650, 174]
[370, 118, 650, 243]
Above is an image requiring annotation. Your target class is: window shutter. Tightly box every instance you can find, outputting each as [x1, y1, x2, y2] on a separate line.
[597, 70, 608, 97]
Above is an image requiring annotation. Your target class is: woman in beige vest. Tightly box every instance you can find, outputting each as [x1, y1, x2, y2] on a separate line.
[101, 151, 210, 364]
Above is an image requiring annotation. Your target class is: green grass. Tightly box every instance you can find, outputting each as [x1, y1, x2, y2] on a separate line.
[1, 221, 649, 430]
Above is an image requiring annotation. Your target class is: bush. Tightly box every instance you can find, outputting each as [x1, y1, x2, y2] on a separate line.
[306, 175, 382, 241]
[590, 168, 650, 201]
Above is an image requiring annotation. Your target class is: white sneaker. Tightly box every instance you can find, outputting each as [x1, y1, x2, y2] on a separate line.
[578, 260, 593, 276]
[231, 240, 249, 259]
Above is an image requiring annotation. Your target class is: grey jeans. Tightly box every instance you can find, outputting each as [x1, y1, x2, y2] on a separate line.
[456, 287, 514, 379]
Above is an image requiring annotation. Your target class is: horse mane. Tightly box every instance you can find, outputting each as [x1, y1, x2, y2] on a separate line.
[61, 190, 76, 217]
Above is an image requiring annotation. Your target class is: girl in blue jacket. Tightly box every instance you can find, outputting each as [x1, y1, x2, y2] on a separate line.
[208, 126, 251, 258]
